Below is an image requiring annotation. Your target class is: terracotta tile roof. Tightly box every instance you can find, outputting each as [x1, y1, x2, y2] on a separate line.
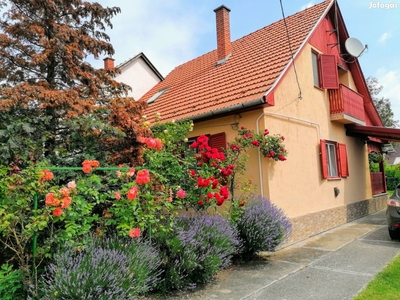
[141, 1, 331, 122]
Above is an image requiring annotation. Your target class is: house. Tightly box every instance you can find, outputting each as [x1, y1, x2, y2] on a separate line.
[103, 52, 164, 100]
[140, 0, 400, 243]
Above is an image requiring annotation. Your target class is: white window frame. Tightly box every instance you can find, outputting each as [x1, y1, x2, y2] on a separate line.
[326, 142, 339, 178]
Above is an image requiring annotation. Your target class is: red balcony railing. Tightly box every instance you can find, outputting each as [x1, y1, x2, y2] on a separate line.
[371, 172, 386, 195]
[329, 84, 365, 122]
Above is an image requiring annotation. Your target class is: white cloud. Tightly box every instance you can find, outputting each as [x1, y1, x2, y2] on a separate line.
[378, 32, 392, 43]
[376, 69, 400, 124]
[88, 0, 208, 76]
[300, 1, 315, 10]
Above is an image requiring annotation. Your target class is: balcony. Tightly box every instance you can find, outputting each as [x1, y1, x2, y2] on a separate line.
[328, 84, 366, 125]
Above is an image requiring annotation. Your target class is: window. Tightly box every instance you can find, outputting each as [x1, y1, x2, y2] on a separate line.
[187, 132, 227, 151]
[320, 140, 349, 179]
[147, 87, 168, 104]
[312, 52, 339, 89]
[312, 52, 320, 87]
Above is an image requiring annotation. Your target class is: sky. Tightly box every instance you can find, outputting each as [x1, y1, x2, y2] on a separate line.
[92, 0, 400, 123]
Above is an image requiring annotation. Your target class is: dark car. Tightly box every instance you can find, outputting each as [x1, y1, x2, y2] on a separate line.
[386, 184, 400, 239]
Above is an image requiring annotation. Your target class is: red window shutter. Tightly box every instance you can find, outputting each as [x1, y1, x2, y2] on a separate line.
[320, 54, 339, 89]
[209, 132, 226, 150]
[320, 140, 328, 179]
[337, 143, 349, 177]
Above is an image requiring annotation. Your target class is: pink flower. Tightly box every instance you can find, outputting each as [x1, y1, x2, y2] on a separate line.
[129, 228, 141, 238]
[116, 170, 122, 178]
[127, 186, 139, 201]
[114, 191, 121, 200]
[127, 167, 135, 177]
[67, 181, 76, 189]
[176, 189, 186, 199]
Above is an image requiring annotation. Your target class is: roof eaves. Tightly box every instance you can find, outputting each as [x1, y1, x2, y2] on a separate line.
[189, 97, 265, 121]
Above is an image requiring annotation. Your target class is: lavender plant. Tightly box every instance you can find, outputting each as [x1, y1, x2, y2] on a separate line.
[159, 213, 241, 291]
[237, 195, 292, 257]
[36, 235, 162, 299]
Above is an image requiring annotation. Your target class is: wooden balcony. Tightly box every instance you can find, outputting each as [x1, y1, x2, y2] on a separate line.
[328, 84, 366, 125]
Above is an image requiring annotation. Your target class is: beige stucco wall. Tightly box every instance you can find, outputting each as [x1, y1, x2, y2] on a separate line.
[189, 42, 375, 224]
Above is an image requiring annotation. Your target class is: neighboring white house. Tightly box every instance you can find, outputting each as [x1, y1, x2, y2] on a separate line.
[103, 53, 164, 100]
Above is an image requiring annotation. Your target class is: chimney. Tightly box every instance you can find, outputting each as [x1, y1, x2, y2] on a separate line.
[214, 5, 231, 64]
[103, 57, 115, 69]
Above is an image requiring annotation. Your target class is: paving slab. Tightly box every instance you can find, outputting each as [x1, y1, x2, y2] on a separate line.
[245, 266, 373, 300]
[311, 239, 400, 275]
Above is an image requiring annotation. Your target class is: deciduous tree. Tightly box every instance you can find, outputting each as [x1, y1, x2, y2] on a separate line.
[366, 76, 399, 128]
[0, 0, 147, 166]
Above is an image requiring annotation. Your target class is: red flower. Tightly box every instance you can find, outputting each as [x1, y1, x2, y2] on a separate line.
[189, 169, 196, 177]
[127, 186, 139, 201]
[264, 129, 270, 135]
[251, 140, 259, 147]
[82, 164, 92, 174]
[281, 136, 285, 141]
[39, 169, 54, 182]
[270, 151, 275, 157]
[198, 200, 204, 206]
[61, 196, 72, 208]
[177, 189, 186, 198]
[52, 208, 63, 217]
[136, 169, 150, 185]
[129, 228, 141, 238]
[45, 193, 55, 206]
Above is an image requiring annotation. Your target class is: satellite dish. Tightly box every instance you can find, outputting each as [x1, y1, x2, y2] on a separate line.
[345, 37, 366, 58]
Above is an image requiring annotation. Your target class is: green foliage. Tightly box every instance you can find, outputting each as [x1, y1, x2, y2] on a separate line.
[0, 263, 24, 300]
[384, 162, 400, 190]
[354, 254, 400, 300]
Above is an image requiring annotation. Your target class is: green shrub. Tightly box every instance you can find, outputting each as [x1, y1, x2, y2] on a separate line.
[156, 213, 241, 292]
[0, 263, 24, 300]
[35, 235, 162, 299]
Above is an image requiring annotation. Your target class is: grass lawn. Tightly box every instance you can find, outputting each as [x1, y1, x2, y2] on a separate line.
[353, 254, 400, 300]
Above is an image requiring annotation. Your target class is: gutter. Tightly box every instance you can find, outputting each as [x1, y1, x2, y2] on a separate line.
[189, 97, 265, 121]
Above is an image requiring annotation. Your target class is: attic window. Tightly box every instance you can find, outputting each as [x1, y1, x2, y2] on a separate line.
[147, 88, 168, 104]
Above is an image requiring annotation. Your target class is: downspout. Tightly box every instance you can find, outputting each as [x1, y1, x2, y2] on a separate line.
[256, 111, 321, 197]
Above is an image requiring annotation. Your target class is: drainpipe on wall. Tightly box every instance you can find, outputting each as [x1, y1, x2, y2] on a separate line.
[256, 111, 322, 197]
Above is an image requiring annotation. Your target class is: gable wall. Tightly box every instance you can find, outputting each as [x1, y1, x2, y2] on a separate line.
[115, 58, 162, 100]
[257, 37, 372, 219]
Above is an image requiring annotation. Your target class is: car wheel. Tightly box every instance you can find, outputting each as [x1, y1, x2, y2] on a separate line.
[388, 228, 400, 240]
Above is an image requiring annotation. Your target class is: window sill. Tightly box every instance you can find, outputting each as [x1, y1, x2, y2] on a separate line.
[313, 85, 324, 91]
[327, 177, 341, 181]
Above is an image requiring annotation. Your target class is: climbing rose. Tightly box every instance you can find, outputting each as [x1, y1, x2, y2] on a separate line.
[39, 169, 54, 182]
[45, 193, 55, 206]
[114, 191, 121, 200]
[177, 189, 186, 198]
[59, 187, 70, 197]
[61, 197, 72, 208]
[67, 181, 76, 189]
[136, 169, 150, 185]
[127, 186, 139, 200]
[129, 228, 141, 238]
[52, 208, 63, 217]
